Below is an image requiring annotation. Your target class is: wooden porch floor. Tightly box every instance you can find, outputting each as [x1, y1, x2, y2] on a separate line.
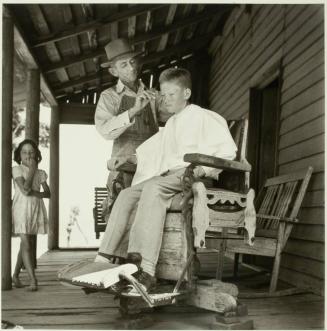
[2, 250, 324, 330]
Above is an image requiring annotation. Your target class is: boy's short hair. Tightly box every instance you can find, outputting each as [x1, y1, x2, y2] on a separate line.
[159, 68, 192, 90]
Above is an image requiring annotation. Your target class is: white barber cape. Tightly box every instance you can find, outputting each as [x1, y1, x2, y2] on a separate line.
[132, 104, 237, 186]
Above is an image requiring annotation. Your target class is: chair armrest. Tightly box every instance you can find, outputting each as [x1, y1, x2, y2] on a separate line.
[257, 214, 298, 224]
[184, 153, 251, 172]
[116, 162, 137, 173]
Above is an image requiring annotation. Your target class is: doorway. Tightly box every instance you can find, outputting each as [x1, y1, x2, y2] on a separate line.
[246, 77, 281, 270]
[248, 78, 281, 194]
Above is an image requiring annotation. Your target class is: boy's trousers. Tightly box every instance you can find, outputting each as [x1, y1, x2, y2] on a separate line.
[98, 168, 186, 276]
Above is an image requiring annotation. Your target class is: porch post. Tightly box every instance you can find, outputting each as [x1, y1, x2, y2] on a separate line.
[25, 68, 40, 268]
[48, 105, 59, 250]
[2, 8, 14, 290]
[25, 69, 40, 142]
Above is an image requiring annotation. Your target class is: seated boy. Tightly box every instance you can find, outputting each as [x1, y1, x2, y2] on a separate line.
[91, 67, 237, 293]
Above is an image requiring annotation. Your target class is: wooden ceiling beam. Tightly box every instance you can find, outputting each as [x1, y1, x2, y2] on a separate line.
[44, 5, 234, 74]
[110, 4, 119, 40]
[157, 4, 178, 52]
[52, 32, 214, 95]
[185, 4, 206, 40]
[141, 10, 153, 52]
[173, 4, 193, 45]
[28, 4, 70, 87]
[6, 6, 58, 106]
[132, 6, 230, 45]
[81, 4, 101, 87]
[45, 48, 104, 74]
[144, 10, 153, 33]
[63, 5, 86, 77]
[32, 4, 166, 48]
[56, 80, 115, 100]
[53, 71, 114, 93]
[128, 5, 137, 39]
[140, 33, 213, 66]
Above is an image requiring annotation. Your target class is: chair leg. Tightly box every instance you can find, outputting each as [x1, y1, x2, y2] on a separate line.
[233, 253, 240, 278]
[269, 225, 284, 293]
[216, 244, 224, 280]
[216, 229, 227, 280]
[269, 252, 282, 293]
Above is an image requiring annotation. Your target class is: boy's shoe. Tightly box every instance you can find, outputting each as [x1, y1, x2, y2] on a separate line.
[122, 270, 157, 295]
[126, 252, 142, 267]
[135, 270, 156, 291]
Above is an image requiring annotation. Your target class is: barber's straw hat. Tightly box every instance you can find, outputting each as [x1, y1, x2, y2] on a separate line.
[100, 38, 144, 68]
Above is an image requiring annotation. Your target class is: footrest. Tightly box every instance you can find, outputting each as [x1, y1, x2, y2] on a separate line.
[120, 272, 182, 307]
[72, 263, 138, 289]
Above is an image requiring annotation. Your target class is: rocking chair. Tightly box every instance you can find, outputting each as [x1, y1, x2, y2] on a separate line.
[209, 166, 313, 294]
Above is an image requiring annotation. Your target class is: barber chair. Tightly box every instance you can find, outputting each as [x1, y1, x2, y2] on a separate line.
[60, 118, 255, 329]
[105, 118, 255, 328]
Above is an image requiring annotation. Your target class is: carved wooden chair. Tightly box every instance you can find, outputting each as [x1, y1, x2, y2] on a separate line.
[210, 166, 313, 294]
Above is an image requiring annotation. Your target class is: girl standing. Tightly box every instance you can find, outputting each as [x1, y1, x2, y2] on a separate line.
[12, 139, 50, 291]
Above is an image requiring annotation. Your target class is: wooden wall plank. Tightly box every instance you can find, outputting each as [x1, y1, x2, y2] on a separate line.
[290, 224, 324, 243]
[283, 23, 324, 67]
[212, 10, 285, 110]
[281, 253, 324, 279]
[284, 5, 320, 38]
[284, 239, 324, 261]
[279, 153, 324, 173]
[281, 65, 324, 105]
[210, 5, 274, 95]
[307, 172, 324, 191]
[218, 7, 252, 66]
[278, 134, 324, 164]
[283, 4, 308, 27]
[279, 116, 324, 149]
[283, 40, 324, 82]
[281, 81, 324, 119]
[279, 266, 324, 294]
[220, 90, 249, 119]
[284, 5, 323, 56]
[301, 190, 324, 208]
[280, 98, 324, 134]
[298, 207, 324, 225]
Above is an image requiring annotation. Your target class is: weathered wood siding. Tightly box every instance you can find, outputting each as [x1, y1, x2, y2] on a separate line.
[208, 4, 324, 293]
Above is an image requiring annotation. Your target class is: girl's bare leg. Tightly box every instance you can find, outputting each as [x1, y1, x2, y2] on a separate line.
[19, 234, 37, 291]
[12, 246, 24, 288]
[30, 235, 37, 269]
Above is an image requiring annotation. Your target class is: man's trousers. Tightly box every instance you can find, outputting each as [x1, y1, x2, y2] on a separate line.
[98, 168, 185, 276]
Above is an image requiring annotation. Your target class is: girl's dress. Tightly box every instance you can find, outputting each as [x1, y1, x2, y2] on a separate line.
[12, 164, 48, 235]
